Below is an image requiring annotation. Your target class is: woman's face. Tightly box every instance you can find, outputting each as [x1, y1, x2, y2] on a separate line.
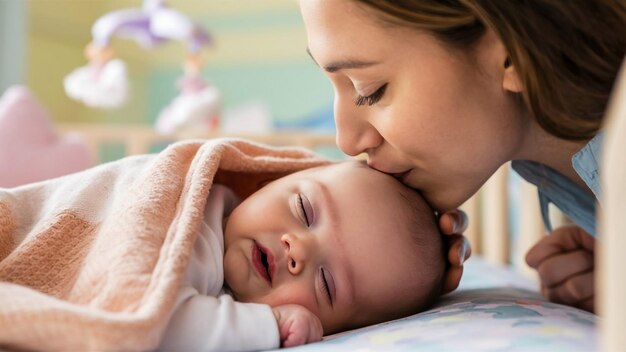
[299, 0, 528, 211]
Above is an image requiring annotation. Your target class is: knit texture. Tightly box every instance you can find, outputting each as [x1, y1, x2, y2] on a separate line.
[0, 138, 329, 351]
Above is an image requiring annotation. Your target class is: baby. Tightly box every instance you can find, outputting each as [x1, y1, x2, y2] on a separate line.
[160, 160, 446, 350]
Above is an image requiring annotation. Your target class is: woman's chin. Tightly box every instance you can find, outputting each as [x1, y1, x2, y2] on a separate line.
[422, 190, 471, 213]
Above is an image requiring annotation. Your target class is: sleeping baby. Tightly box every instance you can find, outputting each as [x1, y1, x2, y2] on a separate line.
[0, 139, 445, 351]
[159, 160, 446, 350]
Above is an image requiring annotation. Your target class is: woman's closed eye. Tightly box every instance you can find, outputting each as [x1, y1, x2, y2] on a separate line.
[355, 83, 387, 106]
[295, 193, 314, 227]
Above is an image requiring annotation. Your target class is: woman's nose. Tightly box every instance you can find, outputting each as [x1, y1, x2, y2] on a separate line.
[334, 99, 383, 156]
[281, 233, 310, 275]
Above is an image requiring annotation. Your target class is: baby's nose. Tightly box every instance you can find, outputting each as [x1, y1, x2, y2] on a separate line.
[281, 233, 308, 275]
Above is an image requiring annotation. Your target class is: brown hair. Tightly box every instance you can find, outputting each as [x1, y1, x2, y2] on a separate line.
[397, 182, 446, 310]
[355, 0, 626, 140]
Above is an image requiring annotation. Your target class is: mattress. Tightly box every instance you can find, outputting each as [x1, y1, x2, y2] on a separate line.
[275, 256, 597, 351]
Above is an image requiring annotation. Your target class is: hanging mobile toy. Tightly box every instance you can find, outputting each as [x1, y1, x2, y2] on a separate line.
[63, 0, 213, 112]
[154, 49, 221, 135]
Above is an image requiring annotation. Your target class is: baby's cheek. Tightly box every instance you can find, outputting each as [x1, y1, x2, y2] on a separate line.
[258, 286, 317, 311]
[223, 248, 252, 300]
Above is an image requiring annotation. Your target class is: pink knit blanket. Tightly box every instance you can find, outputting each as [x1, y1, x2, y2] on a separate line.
[0, 138, 328, 350]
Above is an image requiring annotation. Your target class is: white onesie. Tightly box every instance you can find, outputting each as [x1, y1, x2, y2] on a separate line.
[159, 185, 280, 351]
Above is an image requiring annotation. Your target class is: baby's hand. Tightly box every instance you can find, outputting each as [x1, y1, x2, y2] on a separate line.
[272, 304, 323, 348]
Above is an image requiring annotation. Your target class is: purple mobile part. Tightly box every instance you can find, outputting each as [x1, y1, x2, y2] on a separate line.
[91, 0, 211, 53]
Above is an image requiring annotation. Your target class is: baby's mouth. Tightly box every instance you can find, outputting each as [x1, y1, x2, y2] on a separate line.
[252, 241, 273, 284]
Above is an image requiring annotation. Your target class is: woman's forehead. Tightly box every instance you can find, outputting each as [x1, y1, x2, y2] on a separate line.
[300, 0, 397, 62]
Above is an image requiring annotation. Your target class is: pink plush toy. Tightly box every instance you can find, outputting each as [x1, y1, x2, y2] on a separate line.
[0, 86, 93, 188]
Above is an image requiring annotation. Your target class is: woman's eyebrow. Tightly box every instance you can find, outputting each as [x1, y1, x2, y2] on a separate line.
[306, 47, 380, 73]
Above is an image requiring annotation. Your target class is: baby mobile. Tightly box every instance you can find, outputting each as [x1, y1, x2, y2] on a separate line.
[63, 0, 220, 135]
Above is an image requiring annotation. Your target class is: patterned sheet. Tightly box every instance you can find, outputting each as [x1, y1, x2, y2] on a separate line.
[273, 257, 597, 351]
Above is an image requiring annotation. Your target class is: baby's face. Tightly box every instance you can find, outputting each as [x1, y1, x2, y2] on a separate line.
[223, 161, 434, 334]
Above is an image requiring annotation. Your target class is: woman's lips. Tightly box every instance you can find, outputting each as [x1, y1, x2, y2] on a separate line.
[392, 170, 411, 183]
[368, 161, 412, 183]
[251, 241, 275, 284]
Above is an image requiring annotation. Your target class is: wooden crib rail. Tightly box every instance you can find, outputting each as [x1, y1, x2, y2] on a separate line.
[57, 123, 338, 158]
[460, 164, 544, 279]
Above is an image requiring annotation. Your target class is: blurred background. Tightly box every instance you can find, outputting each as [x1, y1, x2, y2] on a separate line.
[0, 0, 335, 137]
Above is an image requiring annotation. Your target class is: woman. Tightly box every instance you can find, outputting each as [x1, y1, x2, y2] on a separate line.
[299, 0, 626, 312]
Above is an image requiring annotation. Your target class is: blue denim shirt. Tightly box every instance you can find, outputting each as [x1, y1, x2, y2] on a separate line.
[511, 133, 603, 237]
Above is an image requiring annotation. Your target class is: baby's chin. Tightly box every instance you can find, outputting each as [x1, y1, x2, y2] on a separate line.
[221, 265, 245, 302]
[222, 280, 236, 298]
[222, 278, 260, 305]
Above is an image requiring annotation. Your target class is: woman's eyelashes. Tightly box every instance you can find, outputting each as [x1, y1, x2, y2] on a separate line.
[295, 193, 314, 227]
[355, 83, 387, 106]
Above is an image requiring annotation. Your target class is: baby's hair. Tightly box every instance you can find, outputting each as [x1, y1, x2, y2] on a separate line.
[395, 183, 447, 311]
[349, 159, 446, 312]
